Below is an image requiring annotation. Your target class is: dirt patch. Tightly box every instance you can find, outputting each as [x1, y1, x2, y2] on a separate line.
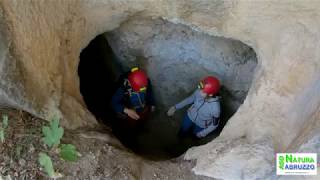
[0, 108, 213, 179]
[0, 108, 50, 179]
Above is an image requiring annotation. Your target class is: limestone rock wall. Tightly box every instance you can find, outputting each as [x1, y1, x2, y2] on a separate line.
[0, 0, 154, 128]
[105, 17, 257, 113]
[0, 0, 319, 179]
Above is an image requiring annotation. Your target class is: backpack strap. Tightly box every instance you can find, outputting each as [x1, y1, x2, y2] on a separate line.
[204, 117, 220, 128]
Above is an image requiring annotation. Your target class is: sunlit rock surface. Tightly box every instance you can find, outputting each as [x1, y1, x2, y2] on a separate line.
[0, 0, 319, 179]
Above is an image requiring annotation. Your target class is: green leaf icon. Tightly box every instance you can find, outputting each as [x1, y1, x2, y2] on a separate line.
[38, 153, 55, 177]
[42, 116, 64, 148]
[279, 155, 284, 170]
[59, 144, 79, 162]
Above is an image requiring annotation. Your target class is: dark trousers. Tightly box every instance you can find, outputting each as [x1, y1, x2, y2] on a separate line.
[112, 107, 150, 148]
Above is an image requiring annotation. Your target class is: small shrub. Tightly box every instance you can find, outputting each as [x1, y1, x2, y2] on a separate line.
[42, 117, 64, 148]
[38, 116, 80, 177]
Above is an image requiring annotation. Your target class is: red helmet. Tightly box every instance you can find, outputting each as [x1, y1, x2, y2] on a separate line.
[198, 76, 220, 96]
[128, 67, 148, 92]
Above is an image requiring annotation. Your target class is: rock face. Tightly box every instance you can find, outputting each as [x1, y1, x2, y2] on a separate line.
[105, 17, 257, 113]
[0, 0, 319, 179]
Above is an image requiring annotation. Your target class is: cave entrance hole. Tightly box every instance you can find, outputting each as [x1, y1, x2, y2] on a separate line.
[78, 18, 257, 160]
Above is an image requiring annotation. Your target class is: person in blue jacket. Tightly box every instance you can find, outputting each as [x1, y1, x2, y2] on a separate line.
[167, 76, 221, 138]
[111, 67, 155, 128]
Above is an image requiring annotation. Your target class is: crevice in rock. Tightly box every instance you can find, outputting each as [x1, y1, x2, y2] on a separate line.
[78, 18, 257, 160]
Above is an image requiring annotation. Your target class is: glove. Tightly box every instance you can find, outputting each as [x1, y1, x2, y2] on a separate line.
[124, 108, 140, 120]
[196, 131, 206, 138]
[151, 106, 156, 112]
[167, 106, 176, 116]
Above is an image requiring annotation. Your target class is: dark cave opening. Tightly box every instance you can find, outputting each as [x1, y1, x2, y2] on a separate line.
[78, 30, 257, 160]
[78, 35, 119, 122]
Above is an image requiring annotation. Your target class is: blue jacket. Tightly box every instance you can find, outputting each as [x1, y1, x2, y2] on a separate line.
[175, 89, 220, 129]
[111, 78, 155, 114]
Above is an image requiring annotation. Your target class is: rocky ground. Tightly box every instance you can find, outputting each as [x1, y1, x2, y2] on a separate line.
[0, 108, 213, 180]
[0, 108, 47, 179]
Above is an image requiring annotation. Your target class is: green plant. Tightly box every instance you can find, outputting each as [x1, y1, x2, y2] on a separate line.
[0, 115, 9, 143]
[0, 129, 4, 143]
[59, 144, 79, 162]
[3, 115, 8, 128]
[38, 116, 80, 178]
[38, 153, 55, 177]
[42, 116, 64, 148]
